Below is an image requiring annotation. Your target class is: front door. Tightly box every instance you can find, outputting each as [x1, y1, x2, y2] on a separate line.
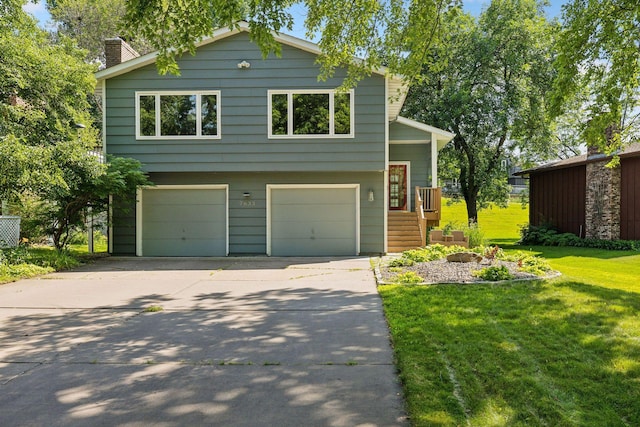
[389, 164, 408, 210]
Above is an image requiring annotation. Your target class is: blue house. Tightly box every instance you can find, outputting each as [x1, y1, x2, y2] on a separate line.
[95, 23, 454, 257]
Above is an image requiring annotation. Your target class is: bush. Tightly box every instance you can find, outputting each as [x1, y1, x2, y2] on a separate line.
[394, 271, 424, 284]
[473, 265, 514, 281]
[517, 256, 551, 275]
[390, 245, 470, 267]
[520, 225, 640, 251]
[463, 220, 485, 248]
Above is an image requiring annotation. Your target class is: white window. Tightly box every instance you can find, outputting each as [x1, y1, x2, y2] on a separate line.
[268, 89, 354, 138]
[135, 91, 221, 139]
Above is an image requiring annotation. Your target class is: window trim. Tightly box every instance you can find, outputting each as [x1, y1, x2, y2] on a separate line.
[267, 89, 355, 139]
[135, 90, 221, 140]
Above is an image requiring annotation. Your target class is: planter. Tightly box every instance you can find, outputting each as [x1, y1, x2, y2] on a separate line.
[0, 216, 21, 248]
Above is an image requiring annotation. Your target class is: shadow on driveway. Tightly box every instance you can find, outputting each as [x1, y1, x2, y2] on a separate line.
[0, 257, 407, 426]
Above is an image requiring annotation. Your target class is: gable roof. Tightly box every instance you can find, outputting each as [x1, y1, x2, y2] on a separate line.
[95, 22, 409, 120]
[516, 143, 640, 176]
[392, 116, 455, 148]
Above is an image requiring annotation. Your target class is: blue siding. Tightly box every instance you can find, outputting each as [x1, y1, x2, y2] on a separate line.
[105, 32, 386, 172]
[389, 144, 432, 211]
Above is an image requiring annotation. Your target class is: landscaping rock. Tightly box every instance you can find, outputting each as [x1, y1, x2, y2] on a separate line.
[446, 252, 483, 263]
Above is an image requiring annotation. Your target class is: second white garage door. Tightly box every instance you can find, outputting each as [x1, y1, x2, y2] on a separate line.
[267, 185, 359, 256]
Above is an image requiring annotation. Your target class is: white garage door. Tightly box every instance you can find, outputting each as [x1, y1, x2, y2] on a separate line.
[268, 185, 359, 256]
[138, 186, 228, 256]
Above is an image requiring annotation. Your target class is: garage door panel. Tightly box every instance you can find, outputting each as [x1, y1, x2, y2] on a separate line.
[142, 239, 226, 257]
[271, 220, 355, 239]
[271, 205, 355, 222]
[141, 188, 227, 257]
[143, 221, 225, 240]
[270, 187, 358, 256]
[271, 189, 354, 205]
[271, 238, 356, 256]
[144, 204, 224, 222]
[144, 189, 226, 205]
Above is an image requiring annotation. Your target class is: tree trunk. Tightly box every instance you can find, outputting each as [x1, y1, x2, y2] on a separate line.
[465, 191, 479, 226]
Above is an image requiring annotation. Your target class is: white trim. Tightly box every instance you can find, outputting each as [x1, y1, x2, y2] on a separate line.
[431, 132, 438, 188]
[389, 161, 411, 211]
[108, 194, 113, 254]
[384, 77, 389, 253]
[136, 184, 230, 257]
[267, 89, 355, 139]
[136, 187, 142, 256]
[266, 184, 360, 256]
[393, 116, 455, 148]
[101, 79, 107, 154]
[135, 90, 221, 140]
[383, 169, 389, 253]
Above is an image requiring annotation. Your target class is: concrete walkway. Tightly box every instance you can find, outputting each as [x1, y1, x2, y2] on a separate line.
[0, 257, 407, 426]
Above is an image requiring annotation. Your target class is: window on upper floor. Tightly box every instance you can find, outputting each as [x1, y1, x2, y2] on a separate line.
[268, 90, 354, 138]
[136, 91, 220, 139]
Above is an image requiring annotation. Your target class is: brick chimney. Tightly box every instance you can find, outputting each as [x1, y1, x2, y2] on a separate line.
[584, 124, 621, 240]
[105, 38, 140, 68]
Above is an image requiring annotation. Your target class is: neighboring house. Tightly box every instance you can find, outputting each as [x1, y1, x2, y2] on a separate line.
[516, 143, 640, 241]
[95, 23, 454, 257]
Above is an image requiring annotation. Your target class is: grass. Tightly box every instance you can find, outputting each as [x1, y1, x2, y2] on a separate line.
[0, 242, 105, 284]
[440, 198, 529, 245]
[381, 199, 640, 426]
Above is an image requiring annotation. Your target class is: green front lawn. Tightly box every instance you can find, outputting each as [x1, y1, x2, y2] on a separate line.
[380, 244, 640, 426]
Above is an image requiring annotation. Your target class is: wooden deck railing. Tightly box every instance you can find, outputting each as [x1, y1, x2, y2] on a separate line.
[416, 187, 442, 235]
[418, 187, 441, 220]
[415, 187, 427, 247]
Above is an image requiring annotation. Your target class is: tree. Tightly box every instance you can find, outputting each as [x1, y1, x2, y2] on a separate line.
[0, 0, 151, 249]
[121, 0, 457, 87]
[36, 155, 149, 249]
[553, 0, 640, 154]
[48, 0, 152, 64]
[0, 0, 97, 198]
[402, 0, 556, 225]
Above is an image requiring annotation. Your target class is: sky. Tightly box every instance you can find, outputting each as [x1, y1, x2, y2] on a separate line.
[24, 0, 569, 34]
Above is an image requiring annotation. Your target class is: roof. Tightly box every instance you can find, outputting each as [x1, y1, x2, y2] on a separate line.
[392, 116, 455, 148]
[516, 143, 640, 176]
[95, 22, 409, 121]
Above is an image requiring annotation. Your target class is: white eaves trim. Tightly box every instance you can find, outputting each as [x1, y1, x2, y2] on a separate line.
[393, 116, 455, 149]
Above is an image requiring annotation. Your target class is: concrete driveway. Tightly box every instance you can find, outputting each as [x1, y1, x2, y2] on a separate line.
[0, 257, 407, 426]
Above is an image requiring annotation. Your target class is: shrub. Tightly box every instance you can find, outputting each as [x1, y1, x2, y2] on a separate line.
[388, 257, 415, 267]
[463, 220, 485, 248]
[392, 245, 470, 265]
[394, 271, 424, 284]
[473, 265, 514, 281]
[520, 225, 640, 251]
[517, 256, 551, 275]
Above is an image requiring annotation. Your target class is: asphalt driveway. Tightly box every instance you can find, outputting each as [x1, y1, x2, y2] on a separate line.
[0, 257, 407, 426]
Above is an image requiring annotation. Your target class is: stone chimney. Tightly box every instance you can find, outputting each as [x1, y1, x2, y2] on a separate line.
[105, 38, 140, 68]
[584, 124, 621, 240]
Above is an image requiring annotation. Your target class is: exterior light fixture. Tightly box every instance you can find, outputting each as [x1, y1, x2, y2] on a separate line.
[243, 192, 251, 198]
[237, 60, 251, 69]
[368, 189, 375, 202]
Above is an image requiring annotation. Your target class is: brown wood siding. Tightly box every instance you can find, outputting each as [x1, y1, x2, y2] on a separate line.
[529, 165, 586, 236]
[620, 157, 640, 240]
